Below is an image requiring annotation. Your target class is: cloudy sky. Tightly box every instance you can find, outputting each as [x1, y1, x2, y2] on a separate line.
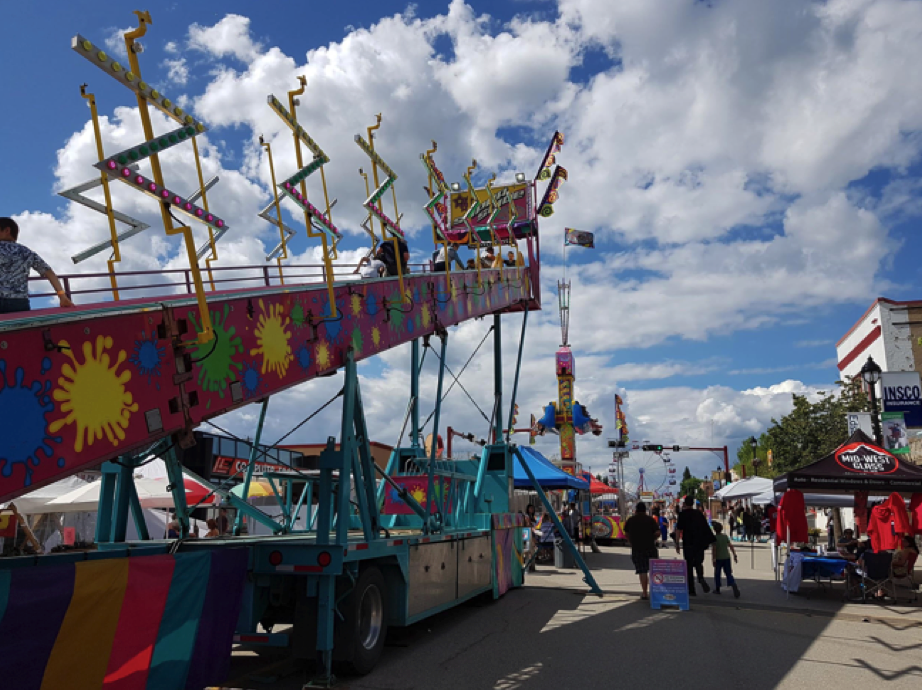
[5, 0, 922, 489]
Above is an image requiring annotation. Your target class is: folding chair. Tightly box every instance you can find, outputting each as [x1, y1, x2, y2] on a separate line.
[845, 551, 892, 603]
[888, 560, 919, 604]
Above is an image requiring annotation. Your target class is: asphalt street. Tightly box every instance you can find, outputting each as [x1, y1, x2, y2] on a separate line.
[222, 544, 922, 689]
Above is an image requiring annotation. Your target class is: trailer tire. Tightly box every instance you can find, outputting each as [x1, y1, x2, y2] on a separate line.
[342, 566, 388, 675]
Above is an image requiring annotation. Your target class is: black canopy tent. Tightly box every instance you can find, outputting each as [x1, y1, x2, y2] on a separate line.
[773, 430, 922, 495]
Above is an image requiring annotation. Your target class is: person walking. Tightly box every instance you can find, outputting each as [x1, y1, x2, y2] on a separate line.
[652, 505, 668, 544]
[0, 217, 74, 313]
[676, 495, 715, 595]
[623, 502, 660, 600]
[711, 522, 740, 597]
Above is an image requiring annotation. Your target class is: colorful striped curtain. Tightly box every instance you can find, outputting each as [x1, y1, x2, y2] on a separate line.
[0, 549, 248, 690]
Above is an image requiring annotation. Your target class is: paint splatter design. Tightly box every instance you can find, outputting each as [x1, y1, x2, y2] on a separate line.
[250, 299, 293, 378]
[316, 341, 331, 371]
[296, 341, 312, 373]
[350, 293, 363, 317]
[365, 292, 380, 316]
[49, 336, 138, 453]
[0, 359, 59, 487]
[190, 304, 244, 398]
[351, 328, 363, 356]
[241, 359, 262, 398]
[371, 326, 382, 349]
[319, 298, 344, 342]
[290, 301, 308, 328]
[129, 330, 165, 389]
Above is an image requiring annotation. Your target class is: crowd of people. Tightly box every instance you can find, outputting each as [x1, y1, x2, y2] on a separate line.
[358, 239, 525, 279]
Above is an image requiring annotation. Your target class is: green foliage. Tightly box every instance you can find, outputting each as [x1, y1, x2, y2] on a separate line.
[736, 376, 869, 478]
[679, 466, 707, 503]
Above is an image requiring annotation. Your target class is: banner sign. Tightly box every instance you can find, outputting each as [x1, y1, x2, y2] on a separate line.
[649, 559, 689, 611]
[846, 412, 873, 437]
[212, 456, 297, 477]
[881, 412, 911, 455]
[834, 442, 897, 474]
[881, 371, 922, 427]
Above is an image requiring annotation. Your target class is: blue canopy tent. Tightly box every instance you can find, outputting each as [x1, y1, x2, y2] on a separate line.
[514, 447, 590, 490]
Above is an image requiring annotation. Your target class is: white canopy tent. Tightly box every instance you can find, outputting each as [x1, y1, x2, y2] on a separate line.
[714, 476, 773, 501]
[42, 475, 216, 514]
[1, 476, 89, 513]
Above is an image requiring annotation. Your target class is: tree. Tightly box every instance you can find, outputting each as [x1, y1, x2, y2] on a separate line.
[734, 432, 771, 478]
[737, 377, 869, 478]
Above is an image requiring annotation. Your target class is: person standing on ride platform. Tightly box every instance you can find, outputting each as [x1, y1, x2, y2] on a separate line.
[0, 218, 74, 314]
[676, 495, 715, 596]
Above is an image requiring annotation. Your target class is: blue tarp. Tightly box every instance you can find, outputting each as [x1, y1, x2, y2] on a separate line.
[514, 447, 590, 490]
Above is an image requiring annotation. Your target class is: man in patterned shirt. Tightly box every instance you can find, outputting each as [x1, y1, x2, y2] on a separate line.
[0, 217, 74, 314]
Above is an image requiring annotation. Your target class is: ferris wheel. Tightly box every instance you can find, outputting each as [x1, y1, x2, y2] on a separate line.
[625, 450, 670, 495]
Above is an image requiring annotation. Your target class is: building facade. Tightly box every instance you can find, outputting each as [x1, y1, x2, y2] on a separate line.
[836, 298, 922, 381]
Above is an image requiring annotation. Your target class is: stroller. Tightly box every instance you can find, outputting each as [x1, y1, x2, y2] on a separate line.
[535, 520, 556, 564]
[845, 551, 892, 603]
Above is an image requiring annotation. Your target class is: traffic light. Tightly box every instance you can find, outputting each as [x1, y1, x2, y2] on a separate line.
[642, 444, 663, 452]
[672, 445, 681, 452]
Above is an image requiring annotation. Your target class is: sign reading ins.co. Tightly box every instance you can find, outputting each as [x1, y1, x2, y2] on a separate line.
[881, 371, 922, 427]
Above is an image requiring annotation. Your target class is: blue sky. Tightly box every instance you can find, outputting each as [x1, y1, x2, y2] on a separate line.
[5, 0, 922, 482]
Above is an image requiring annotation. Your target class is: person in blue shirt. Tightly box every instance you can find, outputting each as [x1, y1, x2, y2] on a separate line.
[0, 217, 74, 313]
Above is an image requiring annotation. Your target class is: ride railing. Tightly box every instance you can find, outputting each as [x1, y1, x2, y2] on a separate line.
[28, 261, 433, 304]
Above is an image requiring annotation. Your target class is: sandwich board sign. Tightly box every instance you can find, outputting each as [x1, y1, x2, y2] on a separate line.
[649, 559, 689, 611]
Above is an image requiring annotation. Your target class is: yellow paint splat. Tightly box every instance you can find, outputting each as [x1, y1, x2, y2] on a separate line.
[250, 299, 293, 378]
[49, 336, 138, 453]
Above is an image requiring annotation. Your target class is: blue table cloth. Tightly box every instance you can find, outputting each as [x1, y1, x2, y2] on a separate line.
[801, 556, 849, 579]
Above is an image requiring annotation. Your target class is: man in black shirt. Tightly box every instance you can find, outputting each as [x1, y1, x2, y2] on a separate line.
[624, 502, 660, 599]
[676, 496, 714, 595]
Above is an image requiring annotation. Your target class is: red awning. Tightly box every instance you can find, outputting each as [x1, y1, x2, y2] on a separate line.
[580, 472, 616, 495]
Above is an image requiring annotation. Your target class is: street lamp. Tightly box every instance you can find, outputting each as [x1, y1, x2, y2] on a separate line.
[748, 436, 760, 476]
[859, 356, 884, 446]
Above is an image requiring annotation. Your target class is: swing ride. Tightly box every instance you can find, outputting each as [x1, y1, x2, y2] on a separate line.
[0, 12, 600, 687]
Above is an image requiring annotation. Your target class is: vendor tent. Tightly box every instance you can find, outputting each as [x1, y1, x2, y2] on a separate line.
[715, 476, 773, 500]
[579, 471, 616, 495]
[1, 476, 88, 513]
[514, 447, 590, 490]
[44, 476, 218, 513]
[773, 429, 922, 494]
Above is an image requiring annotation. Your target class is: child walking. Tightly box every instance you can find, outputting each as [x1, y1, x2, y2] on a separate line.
[711, 522, 740, 598]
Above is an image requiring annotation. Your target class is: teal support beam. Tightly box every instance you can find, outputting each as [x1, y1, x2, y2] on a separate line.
[163, 443, 190, 538]
[410, 338, 420, 449]
[505, 310, 528, 441]
[234, 398, 270, 536]
[513, 447, 602, 596]
[127, 477, 149, 540]
[111, 459, 134, 542]
[94, 465, 118, 543]
[493, 314, 503, 445]
[427, 334, 449, 528]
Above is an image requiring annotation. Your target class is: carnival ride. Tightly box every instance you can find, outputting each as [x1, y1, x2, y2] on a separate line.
[0, 13, 603, 687]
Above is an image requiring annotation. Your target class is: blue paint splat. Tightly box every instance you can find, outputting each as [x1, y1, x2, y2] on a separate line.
[57, 458, 66, 468]
[296, 342, 312, 372]
[320, 299, 344, 342]
[241, 360, 262, 398]
[407, 317, 415, 334]
[413, 287, 421, 305]
[0, 360, 60, 488]
[130, 330, 165, 390]
[41, 358, 52, 375]
[366, 293, 380, 316]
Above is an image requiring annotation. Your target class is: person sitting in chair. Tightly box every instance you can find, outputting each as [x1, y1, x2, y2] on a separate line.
[837, 529, 860, 561]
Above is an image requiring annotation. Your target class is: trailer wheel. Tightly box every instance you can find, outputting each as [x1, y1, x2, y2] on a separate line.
[342, 566, 388, 675]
